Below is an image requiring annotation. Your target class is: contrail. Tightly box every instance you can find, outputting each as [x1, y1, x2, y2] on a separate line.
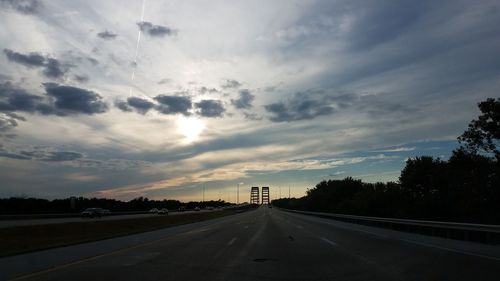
[129, 0, 146, 96]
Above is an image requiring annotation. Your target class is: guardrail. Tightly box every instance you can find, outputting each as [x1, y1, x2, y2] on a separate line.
[282, 208, 500, 245]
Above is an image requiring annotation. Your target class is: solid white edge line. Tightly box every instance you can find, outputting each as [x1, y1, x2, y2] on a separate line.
[399, 238, 500, 262]
[320, 237, 337, 247]
[227, 237, 237, 246]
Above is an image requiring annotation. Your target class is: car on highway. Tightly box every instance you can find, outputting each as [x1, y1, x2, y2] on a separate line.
[149, 208, 159, 213]
[158, 208, 169, 215]
[178, 206, 186, 212]
[194, 207, 201, 211]
[81, 208, 105, 218]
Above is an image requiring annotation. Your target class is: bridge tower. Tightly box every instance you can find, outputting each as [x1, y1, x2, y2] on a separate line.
[250, 187, 259, 204]
[262, 187, 270, 204]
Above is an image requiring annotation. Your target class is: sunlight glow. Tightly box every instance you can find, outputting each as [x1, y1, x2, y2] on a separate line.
[176, 116, 205, 144]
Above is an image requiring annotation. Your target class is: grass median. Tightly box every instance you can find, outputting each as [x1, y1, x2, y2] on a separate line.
[0, 210, 234, 257]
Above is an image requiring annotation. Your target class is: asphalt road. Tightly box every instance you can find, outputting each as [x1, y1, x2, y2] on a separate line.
[5, 206, 500, 281]
[0, 209, 213, 228]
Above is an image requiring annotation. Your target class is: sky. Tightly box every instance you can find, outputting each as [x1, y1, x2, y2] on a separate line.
[1, 0, 499, 202]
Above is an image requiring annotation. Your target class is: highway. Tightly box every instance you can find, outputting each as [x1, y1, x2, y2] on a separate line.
[3, 206, 500, 281]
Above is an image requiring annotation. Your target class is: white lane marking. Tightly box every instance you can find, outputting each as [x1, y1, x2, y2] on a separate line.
[296, 225, 303, 229]
[399, 239, 500, 262]
[227, 237, 237, 246]
[352, 228, 390, 239]
[321, 237, 337, 247]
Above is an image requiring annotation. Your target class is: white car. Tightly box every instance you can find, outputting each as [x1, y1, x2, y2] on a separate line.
[149, 208, 159, 213]
[158, 208, 169, 215]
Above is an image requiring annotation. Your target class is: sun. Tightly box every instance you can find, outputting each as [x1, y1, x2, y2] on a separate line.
[176, 116, 205, 143]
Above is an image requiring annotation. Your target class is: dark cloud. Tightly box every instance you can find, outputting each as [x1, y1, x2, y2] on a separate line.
[3, 49, 45, 67]
[97, 30, 117, 39]
[0, 0, 42, 15]
[43, 83, 108, 115]
[231, 89, 254, 109]
[137, 21, 177, 38]
[41, 151, 84, 162]
[264, 91, 357, 122]
[154, 95, 192, 115]
[243, 112, 263, 121]
[221, 79, 241, 89]
[0, 151, 31, 160]
[0, 146, 84, 161]
[74, 74, 89, 83]
[0, 81, 43, 113]
[127, 97, 154, 114]
[3, 49, 70, 79]
[115, 100, 132, 112]
[43, 58, 67, 79]
[195, 100, 225, 118]
[199, 86, 218, 94]
[121, 96, 155, 114]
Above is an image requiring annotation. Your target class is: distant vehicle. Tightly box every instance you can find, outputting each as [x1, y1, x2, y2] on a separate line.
[81, 208, 105, 218]
[178, 206, 186, 212]
[102, 209, 111, 215]
[194, 207, 201, 211]
[158, 208, 169, 215]
[205, 206, 214, 210]
[149, 208, 159, 213]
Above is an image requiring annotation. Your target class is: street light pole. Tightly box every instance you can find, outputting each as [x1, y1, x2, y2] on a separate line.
[237, 183, 239, 204]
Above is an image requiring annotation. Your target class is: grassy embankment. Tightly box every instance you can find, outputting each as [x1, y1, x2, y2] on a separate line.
[0, 210, 234, 257]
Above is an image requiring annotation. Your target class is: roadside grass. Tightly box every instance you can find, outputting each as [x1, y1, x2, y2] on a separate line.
[0, 210, 234, 257]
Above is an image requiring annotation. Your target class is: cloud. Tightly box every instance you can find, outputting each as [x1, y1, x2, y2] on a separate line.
[221, 79, 241, 89]
[0, 81, 44, 113]
[74, 74, 89, 83]
[43, 83, 108, 115]
[195, 100, 225, 118]
[0, 0, 42, 15]
[137, 21, 177, 38]
[3, 49, 45, 67]
[3, 49, 70, 79]
[243, 112, 263, 121]
[97, 30, 117, 39]
[0, 146, 84, 161]
[372, 146, 416, 153]
[115, 100, 132, 112]
[231, 89, 254, 109]
[199, 86, 219, 94]
[116, 96, 154, 114]
[41, 151, 84, 161]
[154, 95, 192, 115]
[43, 58, 67, 79]
[264, 91, 357, 122]
[157, 78, 171, 85]
[0, 112, 24, 133]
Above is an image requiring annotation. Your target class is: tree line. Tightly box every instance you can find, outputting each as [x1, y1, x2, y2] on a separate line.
[0, 196, 231, 214]
[273, 98, 500, 224]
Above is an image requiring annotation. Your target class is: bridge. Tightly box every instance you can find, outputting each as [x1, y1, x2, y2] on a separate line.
[250, 186, 271, 204]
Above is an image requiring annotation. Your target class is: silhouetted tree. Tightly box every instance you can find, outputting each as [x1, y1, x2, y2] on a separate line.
[458, 98, 500, 158]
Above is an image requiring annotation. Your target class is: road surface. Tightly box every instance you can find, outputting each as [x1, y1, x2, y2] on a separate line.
[3, 206, 500, 280]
